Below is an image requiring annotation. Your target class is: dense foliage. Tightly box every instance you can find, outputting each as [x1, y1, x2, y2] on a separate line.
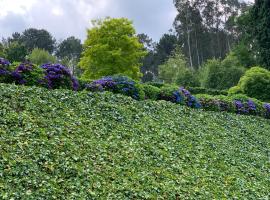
[0, 58, 78, 91]
[158, 48, 199, 87]
[229, 67, 270, 102]
[200, 56, 245, 90]
[29, 48, 56, 66]
[249, 0, 270, 69]
[85, 75, 145, 100]
[41, 63, 79, 91]
[79, 18, 147, 80]
[0, 83, 269, 199]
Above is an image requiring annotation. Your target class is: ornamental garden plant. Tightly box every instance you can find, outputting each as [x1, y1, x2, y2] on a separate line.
[0, 83, 269, 198]
[0, 57, 270, 120]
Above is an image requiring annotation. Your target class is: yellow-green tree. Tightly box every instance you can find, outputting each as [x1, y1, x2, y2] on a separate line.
[79, 18, 147, 80]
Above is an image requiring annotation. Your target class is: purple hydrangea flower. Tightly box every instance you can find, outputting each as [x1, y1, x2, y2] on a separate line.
[0, 58, 10, 67]
[247, 100, 256, 113]
[234, 100, 248, 114]
[41, 63, 79, 90]
[264, 103, 270, 118]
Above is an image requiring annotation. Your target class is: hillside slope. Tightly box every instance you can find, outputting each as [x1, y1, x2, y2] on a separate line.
[0, 84, 269, 199]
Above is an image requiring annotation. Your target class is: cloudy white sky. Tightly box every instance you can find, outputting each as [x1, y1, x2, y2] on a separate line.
[0, 0, 177, 42]
[0, 0, 254, 42]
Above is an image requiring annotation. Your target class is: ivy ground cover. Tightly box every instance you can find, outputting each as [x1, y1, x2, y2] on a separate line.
[0, 83, 269, 199]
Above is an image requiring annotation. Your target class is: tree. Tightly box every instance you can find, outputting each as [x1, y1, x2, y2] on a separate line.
[56, 36, 82, 75]
[56, 37, 82, 60]
[158, 46, 199, 87]
[0, 42, 6, 58]
[173, 0, 245, 68]
[5, 42, 27, 63]
[79, 18, 147, 80]
[21, 28, 56, 53]
[249, 0, 270, 69]
[155, 34, 178, 67]
[28, 48, 56, 66]
[200, 54, 245, 90]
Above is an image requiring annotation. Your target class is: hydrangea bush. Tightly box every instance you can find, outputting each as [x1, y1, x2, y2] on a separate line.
[41, 63, 79, 91]
[12, 62, 44, 86]
[85, 75, 145, 100]
[264, 103, 270, 118]
[0, 57, 11, 83]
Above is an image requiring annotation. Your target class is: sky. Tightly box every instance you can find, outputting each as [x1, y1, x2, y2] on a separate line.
[0, 0, 177, 42]
[0, 0, 254, 43]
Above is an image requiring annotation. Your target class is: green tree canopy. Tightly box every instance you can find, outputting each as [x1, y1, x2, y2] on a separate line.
[200, 54, 246, 90]
[0, 42, 6, 58]
[5, 41, 27, 63]
[158, 47, 199, 87]
[56, 36, 82, 61]
[21, 28, 56, 53]
[28, 48, 56, 66]
[249, 0, 270, 69]
[79, 18, 147, 80]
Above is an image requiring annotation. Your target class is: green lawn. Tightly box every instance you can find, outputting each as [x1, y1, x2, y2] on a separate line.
[0, 83, 269, 199]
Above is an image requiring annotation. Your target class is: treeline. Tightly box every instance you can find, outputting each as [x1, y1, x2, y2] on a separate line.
[1, 0, 269, 93]
[140, 0, 254, 81]
[0, 28, 82, 75]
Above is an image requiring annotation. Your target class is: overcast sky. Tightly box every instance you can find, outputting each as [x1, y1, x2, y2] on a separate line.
[0, 0, 254, 42]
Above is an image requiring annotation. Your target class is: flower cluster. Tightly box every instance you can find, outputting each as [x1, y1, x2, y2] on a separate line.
[86, 77, 116, 92]
[41, 63, 79, 91]
[264, 103, 270, 118]
[180, 87, 201, 109]
[12, 62, 34, 85]
[0, 58, 13, 84]
[86, 76, 142, 100]
[234, 99, 257, 114]
[0, 57, 10, 67]
[0, 58, 11, 78]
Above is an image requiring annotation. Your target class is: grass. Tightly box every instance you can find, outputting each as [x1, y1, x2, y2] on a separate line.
[0, 83, 269, 199]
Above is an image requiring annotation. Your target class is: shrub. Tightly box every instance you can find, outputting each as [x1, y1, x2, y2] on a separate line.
[230, 67, 270, 101]
[228, 86, 242, 95]
[180, 87, 201, 108]
[200, 57, 245, 90]
[0, 57, 12, 83]
[85, 75, 145, 100]
[29, 48, 56, 65]
[264, 103, 270, 118]
[158, 85, 181, 103]
[187, 87, 228, 96]
[41, 63, 79, 91]
[196, 93, 267, 117]
[142, 84, 160, 100]
[196, 94, 234, 112]
[11, 62, 44, 86]
[175, 69, 200, 87]
[145, 81, 165, 88]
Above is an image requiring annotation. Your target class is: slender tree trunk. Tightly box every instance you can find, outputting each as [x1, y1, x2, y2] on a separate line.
[195, 30, 201, 68]
[185, 4, 193, 69]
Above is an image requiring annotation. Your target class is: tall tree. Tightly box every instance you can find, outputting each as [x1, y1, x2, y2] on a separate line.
[174, 0, 245, 68]
[56, 37, 82, 60]
[20, 28, 56, 53]
[249, 0, 270, 69]
[56, 37, 82, 74]
[79, 18, 147, 80]
[139, 33, 178, 82]
[5, 42, 27, 63]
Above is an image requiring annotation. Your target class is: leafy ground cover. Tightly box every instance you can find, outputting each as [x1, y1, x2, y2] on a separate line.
[0, 83, 269, 199]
